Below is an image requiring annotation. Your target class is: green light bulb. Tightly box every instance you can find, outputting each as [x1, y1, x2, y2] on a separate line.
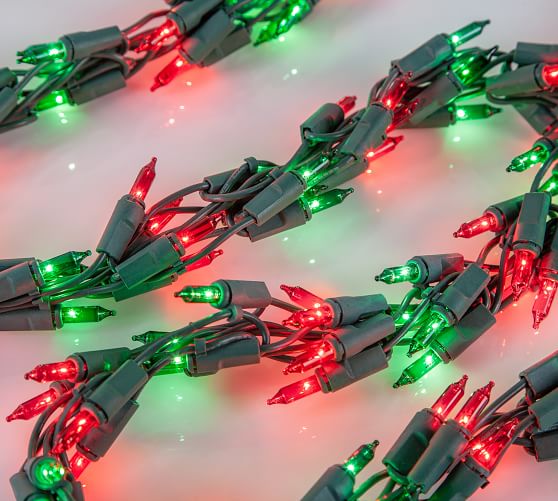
[407, 311, 448, 356]
[304, 188, 354, 214]
[343, 441, 379, 476]
[375, 261, 422, 285]
[17, 42, 66, 64]
[153, 355, 188, 375]
[30, 457, 65, 490]
[450, 54, 489, 86]
[539, 174, 558, 196]
[132, 331, 170, 344]
[507, 144, 550, 173]
[448, 20, 490, 47]
[38, 250, 91, 283]
[60, 306, 115, 324]
[175, 285, 222, 304]
[34, 90, 71, 111]
[393, 349, 443, 388]
[454, 104, 501, 121]
[255, 0, 312, 45]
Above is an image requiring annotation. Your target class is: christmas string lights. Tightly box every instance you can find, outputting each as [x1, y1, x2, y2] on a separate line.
[0, 21, 509, 332]
[0, 0, 321, 133]
[302, 352, 558, 500]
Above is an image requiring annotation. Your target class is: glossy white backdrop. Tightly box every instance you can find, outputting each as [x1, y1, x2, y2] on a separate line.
[1, 0, 557, 499]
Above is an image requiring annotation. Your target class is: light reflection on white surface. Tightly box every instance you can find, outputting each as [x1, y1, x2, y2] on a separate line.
[0, 0, 557, 500]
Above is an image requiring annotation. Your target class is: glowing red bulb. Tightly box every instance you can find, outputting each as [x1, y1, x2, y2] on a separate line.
[337, 96, 357, 114]
[542, 64, 558, 88]
[6, 387, 60, 422]
[129, 157, 157, 202]
[151, 54, 191, 92]
[280, 284, 325, 309]
[511, 249, 536, 300]
[175, 217, 219, 248]
[532, 278, 558, 329]
[431, 375, 468, 421]
[453, 213, 500, 239]
[454, 381, 494, 431]
[24, 360, 79, 383]
[283, 304, 333, 329]
[380, 76, 409, 110]
[469, 418, 520, 470]
[183, 250, 224, 271]
[283, 343, 335, 374]
[52, 410, 99, 454]
[365, 135, 404, 164]
[69, 452, 91, 478]
[146, 197, 184, 235]
[136, 20, 178, 52]
[267, 375, 322, 405]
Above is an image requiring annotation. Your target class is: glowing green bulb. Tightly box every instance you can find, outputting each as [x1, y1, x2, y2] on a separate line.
[60, 306, 115, 324]
[450, 54, 489, 86]
[507, 144, 550, 173]
[132, 331, 170, 344]
[38, 250, 90, 283]
[393, 349, 443, 388]
[447, 20, 490, 48]
[30, 457, 65, 490]
[343, 441, 379, 476]
[453, 104, 500, 121]
[17, 42, 66, 64]
[539, 174, 558, 196]
[152, 355, 188, 376]
[304, 188, 354, 215]
[407, 311, 449, 356]
[375, 261, 422, 285]
[175, 285, 223, 304]
[255, 0, 312, 45]
[34, 90, 71, 111]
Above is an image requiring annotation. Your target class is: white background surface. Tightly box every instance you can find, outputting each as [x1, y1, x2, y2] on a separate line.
[1, 0, 557, 499]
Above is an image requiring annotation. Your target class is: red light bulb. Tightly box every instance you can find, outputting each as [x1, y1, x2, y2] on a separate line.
[267, 374, 322, 405]
[183, 250, 224, 271]
[542, 64, 558, 88]
[283, 304, 333, 329]
[69, 452, 91, 479]
[146, 197, 184, 235]
[337, 96, 357, 114]
[283, 342, 335, 374]
[532, 278, 558, 329]
[453, 213, 500, 238]
[511, 249, 536, 300]
[129, 157, 157, 202]
[454, 381, 494, 430]
[469, 418, 520, 471]
[380, 76, 409, 110]
[431, 375, 468, 421]
[388, 100, 418, 131]
[151, 54, 191, 91]
[24, 359, 79, 383]
[175, 217, 219, 248]
[280, 284, 325, 309]
[136, 20, 178, 52]
[365, 135, 404, 165]
[52, 409, 99, 454]
[6, 387, 59, 422]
